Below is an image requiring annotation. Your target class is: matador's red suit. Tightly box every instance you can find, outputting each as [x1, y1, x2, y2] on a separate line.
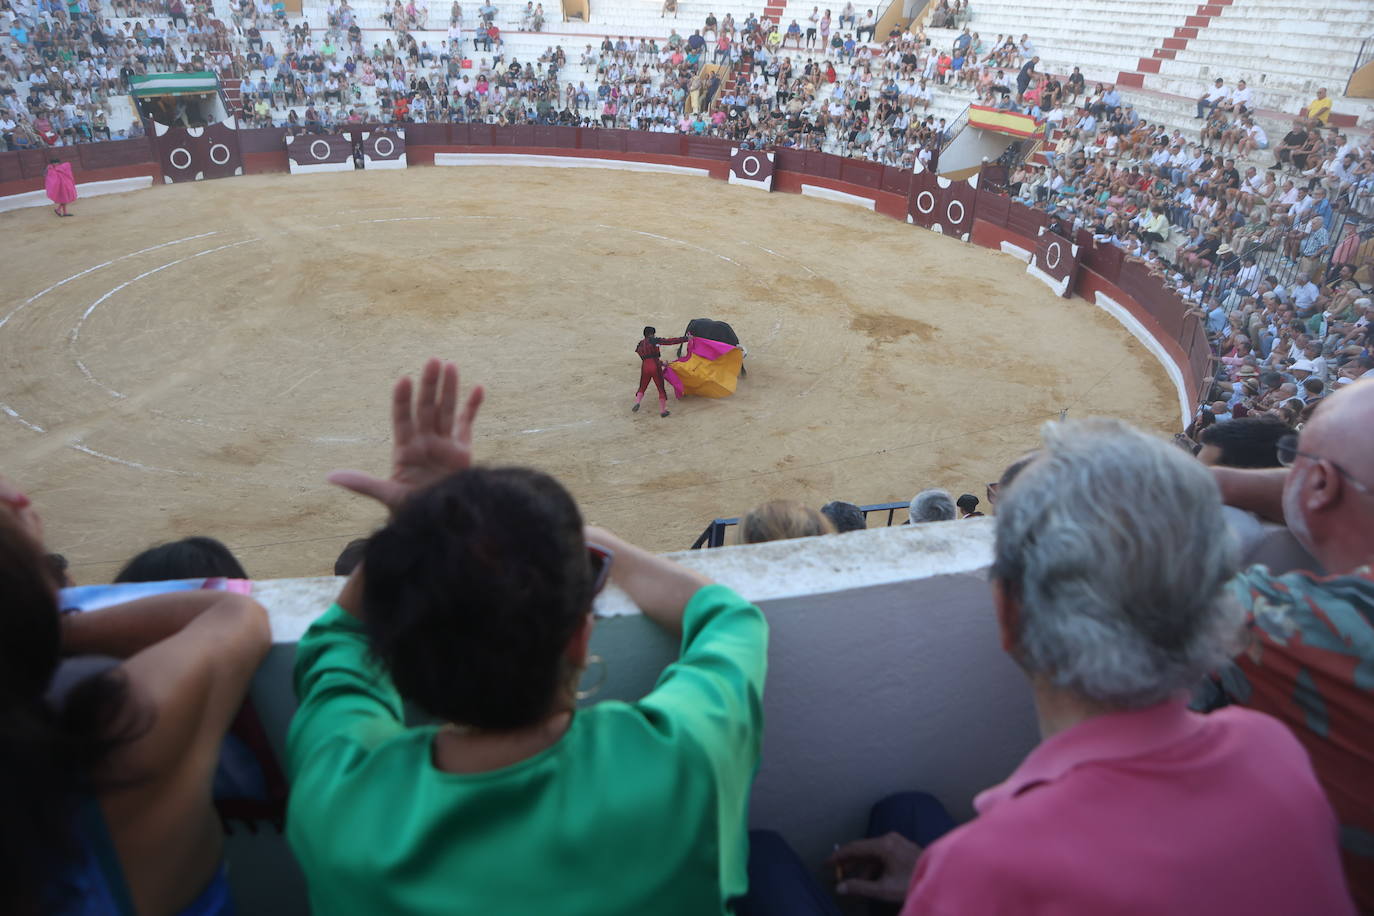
[634, 335, 688, 417]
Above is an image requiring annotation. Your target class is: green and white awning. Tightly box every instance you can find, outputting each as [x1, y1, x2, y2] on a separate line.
[129, 71, 220, 98]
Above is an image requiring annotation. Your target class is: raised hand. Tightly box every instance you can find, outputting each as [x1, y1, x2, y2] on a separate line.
[328, 358, 484, 514]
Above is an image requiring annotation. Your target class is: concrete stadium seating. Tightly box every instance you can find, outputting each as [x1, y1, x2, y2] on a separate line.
[1147, 0, 1374, 119]
[919, 0, 1372, 179]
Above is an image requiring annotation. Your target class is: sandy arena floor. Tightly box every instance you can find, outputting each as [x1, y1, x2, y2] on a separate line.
[0, 167, 1178, 582]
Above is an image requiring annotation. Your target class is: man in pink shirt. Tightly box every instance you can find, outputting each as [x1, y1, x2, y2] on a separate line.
[809, 419, 1356, 915]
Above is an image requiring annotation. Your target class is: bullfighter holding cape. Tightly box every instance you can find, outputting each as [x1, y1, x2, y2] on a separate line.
[632, 327, 688, 418]
[631, 320, 746, 418]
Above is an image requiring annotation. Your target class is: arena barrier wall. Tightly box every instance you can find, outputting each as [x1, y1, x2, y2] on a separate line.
[0, 127, 1210, 422]
[728, 147, 775, 191]
[1028, 226, 1081, 299]
[0, 138, 161, 195]
[154, 118, 245, 184]
[285, 132, 355, 174]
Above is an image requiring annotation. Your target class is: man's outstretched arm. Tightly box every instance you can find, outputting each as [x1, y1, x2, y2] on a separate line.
[1212, 466, 1289, 524]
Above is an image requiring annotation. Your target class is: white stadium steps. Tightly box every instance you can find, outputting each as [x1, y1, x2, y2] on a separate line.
[928, 0, 1374, 161]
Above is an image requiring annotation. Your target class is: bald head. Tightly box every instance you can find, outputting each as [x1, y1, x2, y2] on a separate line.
[1281, 379, 1374, 571]
[1301, 378, 1374, 479]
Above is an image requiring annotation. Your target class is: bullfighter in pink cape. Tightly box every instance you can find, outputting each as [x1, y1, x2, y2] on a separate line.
[44, 158, 76, 217]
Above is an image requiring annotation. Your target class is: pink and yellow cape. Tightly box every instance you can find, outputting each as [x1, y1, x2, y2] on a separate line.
[663, 336, 744, 399]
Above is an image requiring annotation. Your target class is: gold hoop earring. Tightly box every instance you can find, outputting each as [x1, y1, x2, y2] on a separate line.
[575, 654, 607, 701]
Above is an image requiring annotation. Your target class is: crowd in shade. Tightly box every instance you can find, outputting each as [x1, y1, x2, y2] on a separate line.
[1010, 79, 1372, 310]
[1177, 254, 1374, 445]
[4, 355, 1371, 914]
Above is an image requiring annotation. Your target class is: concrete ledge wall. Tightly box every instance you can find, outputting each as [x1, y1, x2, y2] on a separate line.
[233, 519, 1042, 914]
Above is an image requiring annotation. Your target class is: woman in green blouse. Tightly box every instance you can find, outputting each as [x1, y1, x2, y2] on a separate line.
[286, 359, 769, 915]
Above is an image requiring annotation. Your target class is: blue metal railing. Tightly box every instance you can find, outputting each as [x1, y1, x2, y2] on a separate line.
[690, 500, 913, 549]
[940, 102, 971, 153]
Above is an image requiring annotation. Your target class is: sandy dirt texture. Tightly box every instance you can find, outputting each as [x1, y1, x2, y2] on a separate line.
[0, 167, 1179, 582]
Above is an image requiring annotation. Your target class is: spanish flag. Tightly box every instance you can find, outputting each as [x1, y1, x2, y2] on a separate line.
[664, 337, 744, 399]
[967, 105, 1042, 139]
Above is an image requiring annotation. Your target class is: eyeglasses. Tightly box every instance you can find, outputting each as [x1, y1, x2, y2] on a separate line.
[1276, 433, 1371, 495]
[587, 543, 613, 596]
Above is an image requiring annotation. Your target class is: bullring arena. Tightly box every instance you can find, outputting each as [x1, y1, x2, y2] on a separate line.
[2, 166, 1178, 580]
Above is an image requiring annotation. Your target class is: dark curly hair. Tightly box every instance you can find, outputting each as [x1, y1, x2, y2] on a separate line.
[114, 536, 248, 583]
[0, 513, 135, 915]
[361, 467, 595, 731]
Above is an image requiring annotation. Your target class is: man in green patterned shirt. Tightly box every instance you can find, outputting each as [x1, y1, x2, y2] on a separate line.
[1210, 379, 1374, 912]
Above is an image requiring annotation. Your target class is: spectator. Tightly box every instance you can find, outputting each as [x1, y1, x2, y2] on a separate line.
[1196, 77, 1227, 120]
[985, 451, 1038, 511]
[286, 360, 768, 913]
[114, 535, 249, 582]
[0, 475, 269, 916]
[855, 9, 875, 42]
[816, 418, 1356, 914]
[955, 493, 984, 518]
[1305, 87, 1332, 126]
[742, 499, 834, 543]
[820, 500, 867, 533]
[1196, 415, 1290, 467]
[1208, 380, 1374, 911]
[908, 488, 955, 523]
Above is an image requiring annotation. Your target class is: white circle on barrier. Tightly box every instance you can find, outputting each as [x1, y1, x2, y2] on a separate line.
[915, 190, 935, 215]
[1046, 241, 1062, 270]
[372, 136, 395, 158]
[208, 143, 231, 165]
[168, 147, 193, 170]
[741, 154, 761, 177]
[946, 200, 966, 227]
[310, 139, 332, 161]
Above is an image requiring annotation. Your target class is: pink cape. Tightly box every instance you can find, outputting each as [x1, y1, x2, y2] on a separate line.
[663, 336, 740, 399]
[45, 161, 77, 205]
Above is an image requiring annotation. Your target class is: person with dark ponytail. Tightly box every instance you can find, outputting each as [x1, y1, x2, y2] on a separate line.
[633, 324, 688, 417]
[0, 475, 270, 916]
